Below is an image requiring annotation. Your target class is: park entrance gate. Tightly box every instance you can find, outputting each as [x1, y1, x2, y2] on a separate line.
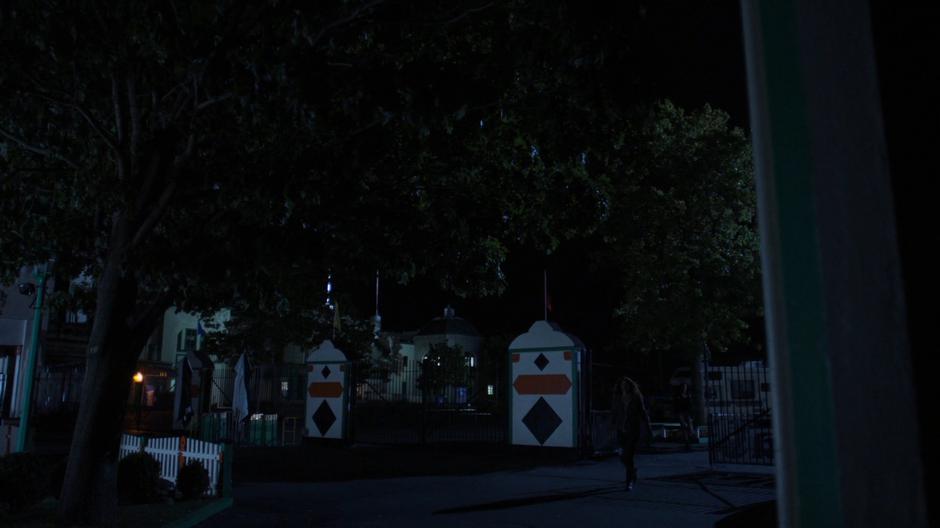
[349, 358, 505, 445]
[703, 357, 774, 465]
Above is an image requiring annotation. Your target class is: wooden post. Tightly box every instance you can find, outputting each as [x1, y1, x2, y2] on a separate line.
[221, 442, 234, 498]
[177, 435, 187, 474]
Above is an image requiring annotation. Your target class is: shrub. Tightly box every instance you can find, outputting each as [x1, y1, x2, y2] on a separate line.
[116, 452, 161, 504]
[176, 460, 210, 500]
[0, 453, 51, 513]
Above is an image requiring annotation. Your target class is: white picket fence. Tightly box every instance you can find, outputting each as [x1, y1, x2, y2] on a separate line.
[119, 434, 225, 496]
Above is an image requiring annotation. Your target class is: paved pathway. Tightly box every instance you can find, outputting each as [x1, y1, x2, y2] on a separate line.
[200, 451, 776, 527]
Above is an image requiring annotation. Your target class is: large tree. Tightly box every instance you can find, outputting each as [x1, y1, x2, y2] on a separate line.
[1, 1, 761, 524]
[0, 4, 313, 523]
[0, 1, 620, 523]
[595, 101, 760, 355]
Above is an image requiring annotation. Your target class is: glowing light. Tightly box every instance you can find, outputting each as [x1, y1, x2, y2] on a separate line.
[133, 372, 143, 383]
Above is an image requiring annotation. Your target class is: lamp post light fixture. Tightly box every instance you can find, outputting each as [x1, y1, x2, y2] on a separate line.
[133, 372, 144, 431]
[15, 259, 54, 453]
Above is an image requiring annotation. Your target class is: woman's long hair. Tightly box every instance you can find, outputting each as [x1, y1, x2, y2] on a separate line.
[619, 376, 642, 407]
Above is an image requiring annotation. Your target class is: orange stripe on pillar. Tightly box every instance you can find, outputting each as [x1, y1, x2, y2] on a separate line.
[513, 374, 572, 395]
[308, 382, 343, 398]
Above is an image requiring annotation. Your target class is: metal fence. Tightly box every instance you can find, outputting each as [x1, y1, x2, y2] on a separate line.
[704, 358, 774, 465]
[34, 363, 84, 415]
[205, 363, 306, 446]
[209, 362, 308, 411]
[197, 411, 285, 446]
[28, 364, 85, 439]
[351, 359, 504, 445]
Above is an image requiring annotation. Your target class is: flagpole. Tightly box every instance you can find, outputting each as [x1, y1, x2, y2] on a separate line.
[543, 269, 548, 321]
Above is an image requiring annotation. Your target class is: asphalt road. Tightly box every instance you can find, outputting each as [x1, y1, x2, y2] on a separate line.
[200, 450, 776, 527]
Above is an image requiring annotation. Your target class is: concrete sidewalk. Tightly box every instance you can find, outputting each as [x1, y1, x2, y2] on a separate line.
[199, 450, 776, 527]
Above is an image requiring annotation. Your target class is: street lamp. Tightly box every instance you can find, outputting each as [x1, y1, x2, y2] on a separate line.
[133, 372, 144, 431]
[15, 258, 54, 453]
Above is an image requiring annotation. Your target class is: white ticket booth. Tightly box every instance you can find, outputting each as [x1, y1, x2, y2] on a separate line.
[508, 320, 587, 448]
[304, 340, 350, 440]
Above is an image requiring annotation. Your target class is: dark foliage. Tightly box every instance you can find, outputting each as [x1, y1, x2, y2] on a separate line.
[116, 452, 161, 504]
[0, 453, 51, 513]
[176, 460, 210, 500]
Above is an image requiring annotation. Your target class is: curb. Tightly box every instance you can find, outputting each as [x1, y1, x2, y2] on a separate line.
[164, 497, 234, 528]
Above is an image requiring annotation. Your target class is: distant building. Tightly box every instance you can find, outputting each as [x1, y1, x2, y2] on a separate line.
[0, 267, 53, 430]
[412, 305, 482, 361]
[359, 305, 483, 404]
[0, 266, 230, 444]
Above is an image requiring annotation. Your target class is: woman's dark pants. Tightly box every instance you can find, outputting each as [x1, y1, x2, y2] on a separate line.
[618, 430, 639, 483]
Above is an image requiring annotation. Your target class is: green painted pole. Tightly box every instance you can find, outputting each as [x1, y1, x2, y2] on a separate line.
[741, 3, 844, 524]
[222, 442, 234, 498]
[15, 265, 48, 452]
[742, 1, 926, 526]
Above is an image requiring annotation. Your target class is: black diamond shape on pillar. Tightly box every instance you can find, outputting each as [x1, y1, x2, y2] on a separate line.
[313, 400, 337, 436]
[534, 353, 550, 371]
[522, 397, 562, 445]
[321, 365, 332, 379]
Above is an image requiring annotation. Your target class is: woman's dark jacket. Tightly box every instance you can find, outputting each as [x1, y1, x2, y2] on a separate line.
[611, 392, 652, 439]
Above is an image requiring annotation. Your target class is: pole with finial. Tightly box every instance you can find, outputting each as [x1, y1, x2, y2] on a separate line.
[326, 271, 337, 340]
[373, 270, 382, 337]
[543, 269, 548, 321]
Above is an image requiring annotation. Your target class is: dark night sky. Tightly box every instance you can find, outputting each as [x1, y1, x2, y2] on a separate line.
[870, 4, 940, 495]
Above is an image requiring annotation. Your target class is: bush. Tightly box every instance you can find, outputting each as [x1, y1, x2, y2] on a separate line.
[176, 460, 210, 500]
[116, 452, 161, 504]
[0, 453, 51, 513]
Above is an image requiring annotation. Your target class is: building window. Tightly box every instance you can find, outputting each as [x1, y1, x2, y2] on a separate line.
[65, 310, 88, 324]
[177, 329, 197, 352]
[146, 342, 160, 361]
[487, 384, 495, 396]
[730, 379, 755, 400]
[705, 386, 717, 400]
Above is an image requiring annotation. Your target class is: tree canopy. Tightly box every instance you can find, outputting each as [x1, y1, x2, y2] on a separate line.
[0, 1, 759, 523]
[591, 101, 759, 354]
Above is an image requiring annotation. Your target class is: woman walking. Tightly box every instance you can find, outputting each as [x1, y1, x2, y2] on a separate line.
[611, 376, 653, 491]
[675, 382, 695, 450]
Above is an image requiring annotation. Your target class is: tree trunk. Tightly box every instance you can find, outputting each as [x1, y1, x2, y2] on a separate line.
[58, 134, 179, 524]
[58, 216, 156, 525]
[59, 281, 138, 523]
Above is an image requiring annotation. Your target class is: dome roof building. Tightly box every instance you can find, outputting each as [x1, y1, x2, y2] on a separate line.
[412, 305, 482, 360]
